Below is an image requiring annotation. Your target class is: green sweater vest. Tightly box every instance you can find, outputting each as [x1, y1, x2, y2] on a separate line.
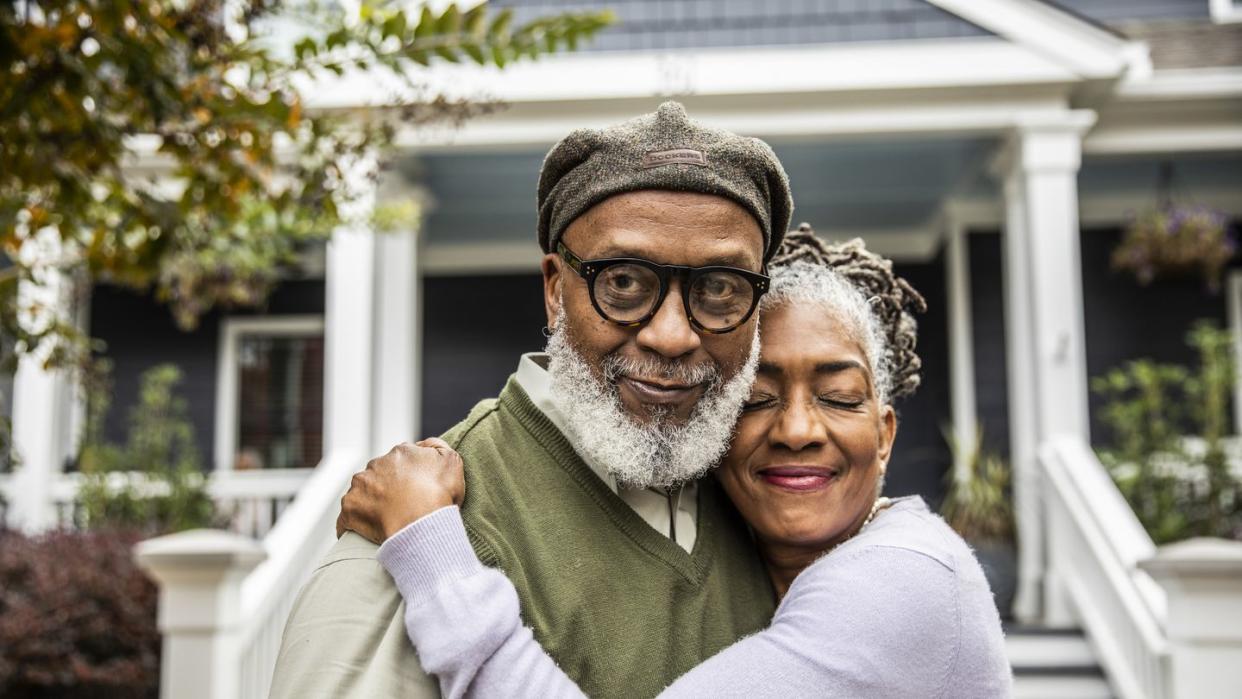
[440, 378, 776, 698]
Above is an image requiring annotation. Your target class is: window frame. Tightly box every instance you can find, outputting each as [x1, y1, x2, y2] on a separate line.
[214, 315, 326, 471]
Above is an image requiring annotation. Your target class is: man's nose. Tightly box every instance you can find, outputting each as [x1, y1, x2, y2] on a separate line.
[635, 279, 701, 359]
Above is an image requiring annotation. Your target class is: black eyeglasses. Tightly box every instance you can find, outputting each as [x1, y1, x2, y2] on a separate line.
[557, 242, 769, 334]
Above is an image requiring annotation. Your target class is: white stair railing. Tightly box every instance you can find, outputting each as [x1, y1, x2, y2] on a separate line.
[135, 448, 362, 699]
[1039, 435, 1171, 699]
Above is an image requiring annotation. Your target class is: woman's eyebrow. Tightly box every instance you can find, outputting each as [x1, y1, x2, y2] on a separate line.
[756, 359, 866, 377]
[814, 360, 866, 375]
[757, 361, 784, 377]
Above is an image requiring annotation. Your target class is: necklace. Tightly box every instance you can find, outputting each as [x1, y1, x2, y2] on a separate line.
[861, 495, 892, 530]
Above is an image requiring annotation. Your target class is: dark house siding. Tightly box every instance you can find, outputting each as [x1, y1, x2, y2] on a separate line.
[1053, 0, 1210, 24]
[969, 231, 1012, 460]
[492, 0, 991, 52]
[421, 259, 953, 507]
[421, 274, 548, 437]
[1080, 227, 1233, 446]
[889, 253, 952, 509]
[88, 280, 325, 471]
[964, 226, 1238, 458]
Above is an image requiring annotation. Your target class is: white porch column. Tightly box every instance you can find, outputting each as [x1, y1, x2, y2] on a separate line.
[134, 530, 266, 699]
[323, 156, 378, 458]
[944, 215, 978, 483]
[996, 111, 1096, 624]
[1138, 538, 1242, 699]
[370, 177, 424, 452]
[9, 263, 75, 531]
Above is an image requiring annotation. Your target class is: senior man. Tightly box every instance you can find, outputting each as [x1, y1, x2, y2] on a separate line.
[270, 102, 794, 698]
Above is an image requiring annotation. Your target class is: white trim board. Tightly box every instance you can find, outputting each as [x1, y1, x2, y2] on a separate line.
[946, 188, 1242, 231]
[1211, 0, 1242, 24]
[926, 0, 1146, 79]
[398, 98, 1077, 149]
[213, 315, 326, 472]
[300, 0, 1151, 111]
[305, 39, 1082, 112]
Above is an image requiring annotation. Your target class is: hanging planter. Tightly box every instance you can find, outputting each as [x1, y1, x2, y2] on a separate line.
[1110, 163, 1236, 292]
[1111, 205, 1235, 291]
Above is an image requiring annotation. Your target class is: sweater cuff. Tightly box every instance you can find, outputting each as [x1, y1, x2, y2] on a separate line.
[376, 505, 485, 605]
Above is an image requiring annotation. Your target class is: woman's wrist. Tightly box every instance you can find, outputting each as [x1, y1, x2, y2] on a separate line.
[381, 492, 457, 541]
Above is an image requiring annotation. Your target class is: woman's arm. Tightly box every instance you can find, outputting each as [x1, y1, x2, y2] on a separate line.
[376, 506, 586, 699]
[378, 508, 961, 699]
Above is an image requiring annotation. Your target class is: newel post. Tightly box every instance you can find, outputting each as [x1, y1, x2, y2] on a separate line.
[1138, 538, 1242, 699]
[134, 529, 266, 699]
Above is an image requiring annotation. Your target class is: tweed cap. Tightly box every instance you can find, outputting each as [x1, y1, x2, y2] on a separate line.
[537, 101, 793, 263]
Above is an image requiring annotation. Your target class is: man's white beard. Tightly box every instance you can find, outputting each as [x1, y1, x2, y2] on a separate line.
[546, 314, 761, 490]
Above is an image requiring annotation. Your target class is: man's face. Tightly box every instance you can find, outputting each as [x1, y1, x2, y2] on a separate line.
[542, 190, 765, 424]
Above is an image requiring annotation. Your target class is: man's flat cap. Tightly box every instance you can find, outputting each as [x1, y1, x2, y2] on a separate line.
[537, 101, 793, 262]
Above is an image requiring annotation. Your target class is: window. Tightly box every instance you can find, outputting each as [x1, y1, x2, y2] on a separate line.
[215, 316, 325, 470]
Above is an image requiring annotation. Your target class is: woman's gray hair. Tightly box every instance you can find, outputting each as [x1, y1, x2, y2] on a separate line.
[761, 261, 894, 404]
[764, 224, 928, 404]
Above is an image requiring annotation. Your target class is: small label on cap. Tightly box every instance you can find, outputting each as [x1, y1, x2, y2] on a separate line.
[641, 148, 708, 169]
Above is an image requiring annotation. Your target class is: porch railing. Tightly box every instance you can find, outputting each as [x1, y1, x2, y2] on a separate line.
[1039, 435, 1171, 699]
[0, 468, 312, 538]
[136, 449, 360, 699]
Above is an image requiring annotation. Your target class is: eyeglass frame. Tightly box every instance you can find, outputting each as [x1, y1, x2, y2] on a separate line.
[556, 241, 770, 334]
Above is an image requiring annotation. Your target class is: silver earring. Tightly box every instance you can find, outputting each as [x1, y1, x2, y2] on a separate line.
[541, 325, 554, 338]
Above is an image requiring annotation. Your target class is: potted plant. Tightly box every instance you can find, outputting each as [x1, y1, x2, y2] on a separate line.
[1110, 165, 1235, 291]
[941, 427, 1016, 617]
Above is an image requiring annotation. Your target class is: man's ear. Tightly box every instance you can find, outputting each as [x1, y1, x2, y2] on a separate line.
[541, 253, 563, 328]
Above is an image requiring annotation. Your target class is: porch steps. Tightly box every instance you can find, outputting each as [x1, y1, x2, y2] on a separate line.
[1006, 625, 1113, 699]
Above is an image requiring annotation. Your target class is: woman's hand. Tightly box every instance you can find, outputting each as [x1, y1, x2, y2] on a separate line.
[335, 438, 465, 545]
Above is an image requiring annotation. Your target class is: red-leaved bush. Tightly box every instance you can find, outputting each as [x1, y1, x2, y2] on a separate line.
[0, 527, 159, 698]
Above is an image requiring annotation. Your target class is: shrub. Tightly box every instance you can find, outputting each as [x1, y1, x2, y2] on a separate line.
[941, 427, 1014, 545]
[1093, 321, 1242, 543]
[76, 361, 218, 534]
[0, 527, 158, 699]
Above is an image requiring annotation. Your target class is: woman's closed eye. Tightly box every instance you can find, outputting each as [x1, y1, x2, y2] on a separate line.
[817, 393, 865, 410]
[742, 392, 778, 411]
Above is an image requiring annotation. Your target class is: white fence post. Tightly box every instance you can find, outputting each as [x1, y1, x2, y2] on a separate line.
[1139, 538, 1242, 699]
[134, 530, 267, 699]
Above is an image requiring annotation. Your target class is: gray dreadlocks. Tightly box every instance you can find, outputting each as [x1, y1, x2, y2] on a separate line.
[767, 223, 928, 401]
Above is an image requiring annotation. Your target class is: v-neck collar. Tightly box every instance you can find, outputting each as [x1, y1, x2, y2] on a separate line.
[499, 378, 718, 583]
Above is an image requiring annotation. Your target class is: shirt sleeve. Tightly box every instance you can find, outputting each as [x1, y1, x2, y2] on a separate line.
[270, 532, 440, 699]
[377, 506, 587, 699]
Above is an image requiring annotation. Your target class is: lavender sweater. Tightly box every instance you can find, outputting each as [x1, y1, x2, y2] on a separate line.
[377, 496, 1012, 698]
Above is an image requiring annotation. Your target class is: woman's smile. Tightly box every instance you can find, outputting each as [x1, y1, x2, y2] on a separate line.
[755, 465, 840, 492]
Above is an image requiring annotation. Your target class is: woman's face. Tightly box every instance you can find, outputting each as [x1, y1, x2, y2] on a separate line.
[718, 302, 897, 554]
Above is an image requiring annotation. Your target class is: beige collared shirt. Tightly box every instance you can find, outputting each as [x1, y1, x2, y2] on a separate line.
[515, 352, 698, 553]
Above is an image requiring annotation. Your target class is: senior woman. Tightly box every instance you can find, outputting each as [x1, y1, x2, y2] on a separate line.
[337, 229, 1012, 698]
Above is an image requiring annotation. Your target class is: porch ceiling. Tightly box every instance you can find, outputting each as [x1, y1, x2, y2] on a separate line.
[415, 135, 997, 250]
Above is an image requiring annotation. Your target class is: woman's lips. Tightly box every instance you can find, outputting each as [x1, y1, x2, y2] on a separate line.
[757, 466, 838, 492]
[619, 376, 701, 405]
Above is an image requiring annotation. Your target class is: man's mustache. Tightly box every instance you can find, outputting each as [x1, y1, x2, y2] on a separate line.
[602, 353, 720, 387]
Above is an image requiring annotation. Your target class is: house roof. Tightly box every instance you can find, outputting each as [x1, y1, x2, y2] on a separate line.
[1117, 22, 1242, 69]
[490, 0, 993, 51]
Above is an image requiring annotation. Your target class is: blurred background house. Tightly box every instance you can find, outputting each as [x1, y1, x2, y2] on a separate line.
[4, 1, 1242, 698]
